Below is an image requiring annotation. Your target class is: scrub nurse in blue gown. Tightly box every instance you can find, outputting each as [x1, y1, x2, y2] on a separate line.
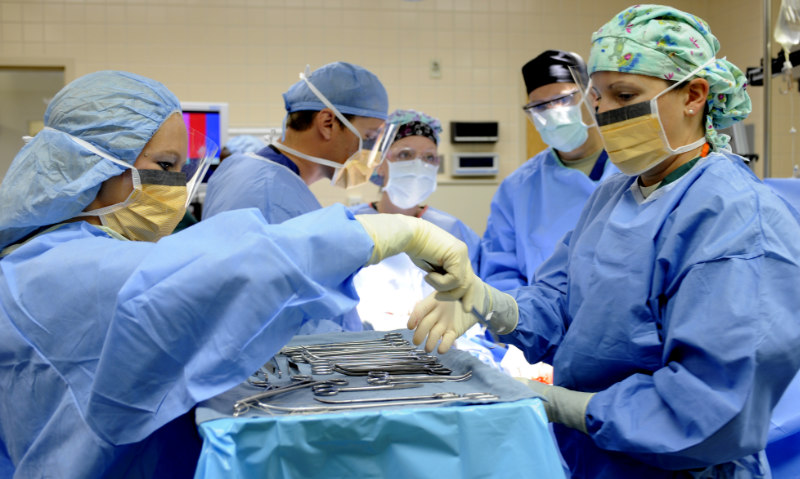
[408, 5, 800, 478]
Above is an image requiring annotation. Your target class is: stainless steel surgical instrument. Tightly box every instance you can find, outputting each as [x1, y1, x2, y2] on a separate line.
[233, 375, 347, 416]
[311, 382, 421, 396]
[249, 392, 499, 414]
[366, 370, 473, 385]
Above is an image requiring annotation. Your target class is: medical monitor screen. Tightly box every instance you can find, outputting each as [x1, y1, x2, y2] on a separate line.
[180, 102, 229, 170]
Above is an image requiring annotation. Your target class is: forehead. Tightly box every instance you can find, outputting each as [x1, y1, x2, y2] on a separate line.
[391, 135, 437, 151]
[528, 82, 578, 103]
[590, 71, 663, 90]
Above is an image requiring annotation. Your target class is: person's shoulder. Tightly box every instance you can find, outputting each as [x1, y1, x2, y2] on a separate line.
[347, 203, 377, 215]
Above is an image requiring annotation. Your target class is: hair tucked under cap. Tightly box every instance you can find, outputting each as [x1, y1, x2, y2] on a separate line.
[387, 109, 443, 145]
[0, 70, 182, 250]
[369, 109, 442, 186]
[588, 4, 751, 149]
[522, 50, 588, 95]
[283, 62, 389, 120]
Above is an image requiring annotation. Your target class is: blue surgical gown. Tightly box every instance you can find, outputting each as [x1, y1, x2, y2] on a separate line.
[480, 148, 618, 291]
[500, 151, 800, 478]
[202, 146, 362, 333]
[0, 205, 373, 478]
[349, 203, 481, 272]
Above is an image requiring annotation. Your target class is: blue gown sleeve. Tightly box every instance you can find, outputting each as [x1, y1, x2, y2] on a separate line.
[86, 205, 373, 444]
[498, 232, 573, 366]
[479, 179, 528, 291]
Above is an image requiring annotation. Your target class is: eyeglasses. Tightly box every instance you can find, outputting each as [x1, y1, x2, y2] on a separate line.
[522, 90, 580, 114]
[388, 147, 439, 166]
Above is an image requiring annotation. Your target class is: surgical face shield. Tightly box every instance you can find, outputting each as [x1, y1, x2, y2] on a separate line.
[182, 127, 218, 206]
[298, 68, 396, 188]
[569, 62, 710, 176]
[523, 90, 589, 152]
[332, 122, 398, 189]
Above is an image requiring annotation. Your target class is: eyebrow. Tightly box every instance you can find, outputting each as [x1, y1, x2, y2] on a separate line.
[149, 150, 183, 162]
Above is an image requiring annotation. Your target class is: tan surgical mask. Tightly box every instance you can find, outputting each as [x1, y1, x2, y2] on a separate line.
[83, 169, 187, 242]
[593, 58, 713, 176]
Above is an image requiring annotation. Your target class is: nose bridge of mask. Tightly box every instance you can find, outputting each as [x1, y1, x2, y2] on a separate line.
[531, 104, 583, 130]
[389, 157, 434, 175]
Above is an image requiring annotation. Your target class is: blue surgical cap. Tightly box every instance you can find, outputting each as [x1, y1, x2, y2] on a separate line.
[283, 62, 389, 120]
[225, 135, 266, 155]
[0, 70, 181, 250]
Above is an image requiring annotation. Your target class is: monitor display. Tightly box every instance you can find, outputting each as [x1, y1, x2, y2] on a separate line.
[180, 101, 229, 167]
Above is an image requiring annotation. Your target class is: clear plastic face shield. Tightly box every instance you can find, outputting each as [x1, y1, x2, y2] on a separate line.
[298, 66, 397, 188]
[568, 65, 601, 130]
[182, 127, 219, 206]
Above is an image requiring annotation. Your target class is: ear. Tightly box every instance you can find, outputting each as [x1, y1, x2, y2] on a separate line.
[685, 77, 709, 118]
[315, 108, 336, 141]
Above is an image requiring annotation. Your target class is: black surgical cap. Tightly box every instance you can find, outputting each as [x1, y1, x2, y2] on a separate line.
[521, 50, 588, 95]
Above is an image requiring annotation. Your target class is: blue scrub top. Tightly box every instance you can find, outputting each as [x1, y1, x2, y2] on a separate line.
[0, 206, 373, 478]
[202, 146, 361, 334]
[480, 148, 618, 291]
[203, 146, 322, 224]
[500, 151, 800, 477]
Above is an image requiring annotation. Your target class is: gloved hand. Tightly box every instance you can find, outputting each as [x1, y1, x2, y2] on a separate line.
[355, 214, 470, 293]
[519, 378, 596, 435]
[408, 281, 519, 354]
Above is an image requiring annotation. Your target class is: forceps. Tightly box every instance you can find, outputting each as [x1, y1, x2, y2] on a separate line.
[311, 382, 421, 396]
[366, 370, 473, 385]
[334, 364, 452, 376]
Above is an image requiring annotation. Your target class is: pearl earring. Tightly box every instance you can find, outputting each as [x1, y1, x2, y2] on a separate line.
[688, 109, 695, 114]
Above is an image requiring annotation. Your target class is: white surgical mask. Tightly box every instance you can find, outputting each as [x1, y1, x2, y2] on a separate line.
[592, 58, 715, 176]
[528, 103, 589, 152]
[384, 159, 438, 209]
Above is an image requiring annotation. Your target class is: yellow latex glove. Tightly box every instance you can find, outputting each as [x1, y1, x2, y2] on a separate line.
[355, 213, 470, 293]
[408, 280, 519, 354]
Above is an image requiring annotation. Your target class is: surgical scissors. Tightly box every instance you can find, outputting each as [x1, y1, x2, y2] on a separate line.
[233, 375, 347, 416]
[366, 370, 473, 385]
[311, 382, 421, 396]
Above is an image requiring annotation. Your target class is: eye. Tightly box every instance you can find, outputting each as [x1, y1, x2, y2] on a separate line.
[423, 154, 438, 164]
[397, 150, 412, 160]
[156, 161, 173, 171]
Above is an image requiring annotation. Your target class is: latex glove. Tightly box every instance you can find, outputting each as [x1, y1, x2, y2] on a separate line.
[408, 282, 519, 354]
[355, 214, 470, 293]
[520, 378, 595, 435]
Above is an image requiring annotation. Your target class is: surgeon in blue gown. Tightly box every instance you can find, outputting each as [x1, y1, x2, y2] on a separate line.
[201, 62, 389, 335]
[202, 61, 388, 226]
[480, 50, 617, 291]
[408, 5, 800, 478]
[0, 71, 472, 478]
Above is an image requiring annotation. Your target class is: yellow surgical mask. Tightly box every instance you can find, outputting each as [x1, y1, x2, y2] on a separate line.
[83, 169, 187, 242]
[592, 58, 714, 176]
[332, 150, 375, 189]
